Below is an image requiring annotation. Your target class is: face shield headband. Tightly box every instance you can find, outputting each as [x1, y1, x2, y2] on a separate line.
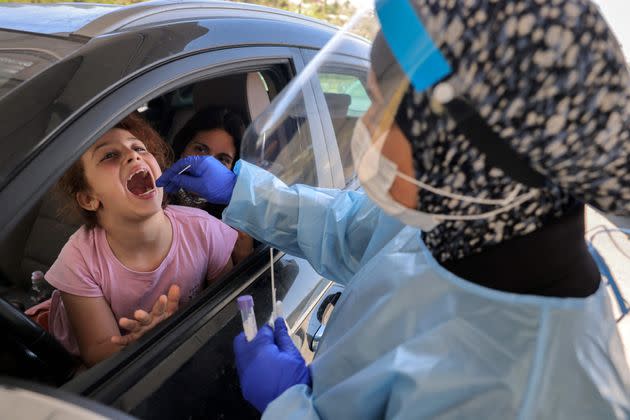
[354, 0, 548, 231]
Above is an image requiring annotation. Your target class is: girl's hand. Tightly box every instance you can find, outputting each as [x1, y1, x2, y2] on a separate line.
[111, 284, 181, 346]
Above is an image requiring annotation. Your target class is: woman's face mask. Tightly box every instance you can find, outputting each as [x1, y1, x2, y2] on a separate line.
[351, 119, 439, 230]
[350, 119, 538, 231]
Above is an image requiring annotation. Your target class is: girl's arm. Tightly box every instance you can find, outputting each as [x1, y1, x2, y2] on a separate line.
[209, 257, 234, 284]
[204, 215, 239, 284]
[60, 292, 123, 367]
[62, 285, 182, 366]
[231, 230, 254, 264]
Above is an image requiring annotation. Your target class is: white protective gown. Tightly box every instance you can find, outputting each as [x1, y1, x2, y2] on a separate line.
[223, 161, 630, 419]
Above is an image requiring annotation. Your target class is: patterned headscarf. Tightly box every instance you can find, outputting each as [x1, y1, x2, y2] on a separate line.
[389, 0, 630, 262]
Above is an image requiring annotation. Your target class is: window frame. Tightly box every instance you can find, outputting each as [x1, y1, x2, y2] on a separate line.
[0, 45, 327, 405]
[0, 45, 333, 239]
[301, 49, 370, 189]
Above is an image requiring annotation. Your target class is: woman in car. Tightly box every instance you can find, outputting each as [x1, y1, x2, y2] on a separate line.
[171, 106, 254, 264]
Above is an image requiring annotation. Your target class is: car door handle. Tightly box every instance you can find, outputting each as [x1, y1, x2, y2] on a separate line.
[310, 300, 335, 352]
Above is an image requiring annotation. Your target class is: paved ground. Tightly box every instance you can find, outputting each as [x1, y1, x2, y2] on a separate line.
[585, 207, 630, 365]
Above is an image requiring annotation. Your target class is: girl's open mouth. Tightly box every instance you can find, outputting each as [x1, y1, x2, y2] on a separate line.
[126, 168, 156, 197]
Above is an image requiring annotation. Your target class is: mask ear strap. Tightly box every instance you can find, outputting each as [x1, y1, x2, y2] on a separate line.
[434, 84, 548, 189]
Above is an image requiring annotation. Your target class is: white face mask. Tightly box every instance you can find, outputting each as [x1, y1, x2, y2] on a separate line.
[350, 120, 538, 231]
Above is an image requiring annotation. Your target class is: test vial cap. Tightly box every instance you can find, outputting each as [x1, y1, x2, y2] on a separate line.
[237, 295, 254, 311]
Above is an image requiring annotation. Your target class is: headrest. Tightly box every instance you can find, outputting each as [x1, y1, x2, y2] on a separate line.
[193, 74, 248, 119]
[246, 72, 270, 121]
[193, 73, 271, 124]
[323, 93, 351, 119]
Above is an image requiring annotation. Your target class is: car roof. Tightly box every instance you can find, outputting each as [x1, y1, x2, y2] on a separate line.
[0, 0, 370, 205]
[0, 0, 338, 37]
[0, 1, 347, 102]
[0, 3, 121, 36]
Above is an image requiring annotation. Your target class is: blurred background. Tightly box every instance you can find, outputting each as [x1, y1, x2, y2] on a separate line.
[0, 0, 627, 60]
[0, 0, 362, 27]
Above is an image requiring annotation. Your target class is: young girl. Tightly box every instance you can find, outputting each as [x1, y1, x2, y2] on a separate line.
[45, 112, 237, 367]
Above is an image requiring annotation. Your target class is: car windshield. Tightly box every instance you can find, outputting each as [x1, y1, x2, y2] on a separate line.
[0, 30, 85, 100]
[0, 51, 57, 99]
[0, 4, 118, 35]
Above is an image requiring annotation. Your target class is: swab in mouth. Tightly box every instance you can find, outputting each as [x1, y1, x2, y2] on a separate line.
[127, 168, 155, 196]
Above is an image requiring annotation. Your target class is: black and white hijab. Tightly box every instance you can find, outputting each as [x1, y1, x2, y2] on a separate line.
[390, 0, 630, 263]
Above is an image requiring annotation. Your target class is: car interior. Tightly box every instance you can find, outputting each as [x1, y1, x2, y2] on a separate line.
[0, 70, 276, 307]
[0, 66, 314, 384]
[0, 59, 360, 410]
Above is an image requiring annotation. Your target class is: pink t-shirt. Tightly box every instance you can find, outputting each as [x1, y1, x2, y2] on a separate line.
[45, 205, 238, 355]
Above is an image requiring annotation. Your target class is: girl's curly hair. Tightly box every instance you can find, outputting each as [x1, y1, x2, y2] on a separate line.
[57, 112, 173, 229]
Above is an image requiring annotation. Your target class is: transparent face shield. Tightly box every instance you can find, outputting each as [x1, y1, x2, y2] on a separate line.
[240, 0, 538, 231]
[239, 6, 386, 187]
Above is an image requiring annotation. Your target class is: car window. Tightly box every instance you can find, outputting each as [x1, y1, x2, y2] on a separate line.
[256, 100, 319, 186]
[0, 4, 119, 35]
[0, 51, 51, 99]
[0, 30, 83, 100]
[142, 69, 319, 187]
[0, 43, 335, 417]
[319, 72, 371, 117]
[244, 73, 319, 187]
[316, 70, 371, 185]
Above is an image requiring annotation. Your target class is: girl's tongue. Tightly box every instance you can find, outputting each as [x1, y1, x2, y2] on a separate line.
[127, 170, 154, 196]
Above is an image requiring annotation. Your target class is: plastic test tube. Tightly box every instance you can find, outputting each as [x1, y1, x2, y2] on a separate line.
[237, 295, 258, 341]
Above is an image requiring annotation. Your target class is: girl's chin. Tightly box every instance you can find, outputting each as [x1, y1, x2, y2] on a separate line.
[125, 191, 165, 215]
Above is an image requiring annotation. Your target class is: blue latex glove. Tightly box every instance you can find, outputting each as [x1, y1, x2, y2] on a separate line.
[234, 317, 311, 413]
[156, 155, 237, 205]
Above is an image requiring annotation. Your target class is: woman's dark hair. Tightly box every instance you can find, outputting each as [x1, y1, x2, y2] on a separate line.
[172, 106, 246, 159]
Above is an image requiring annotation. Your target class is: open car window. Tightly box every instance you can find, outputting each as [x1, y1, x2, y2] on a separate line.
[0, 45, 345, 420]
[316, 68, 371, 186]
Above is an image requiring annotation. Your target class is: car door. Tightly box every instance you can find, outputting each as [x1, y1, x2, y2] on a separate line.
[12, 46, 343, 418]
[302, 48, 371, 190]
[288, 48, 371, 358]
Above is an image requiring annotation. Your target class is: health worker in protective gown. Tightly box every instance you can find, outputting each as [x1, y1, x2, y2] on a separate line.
[158, 0, 630, 418]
